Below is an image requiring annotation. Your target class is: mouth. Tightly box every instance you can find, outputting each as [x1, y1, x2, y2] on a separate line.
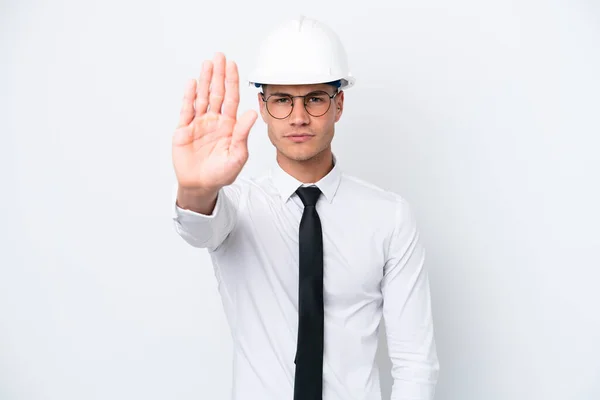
[285, 134, 314, 143]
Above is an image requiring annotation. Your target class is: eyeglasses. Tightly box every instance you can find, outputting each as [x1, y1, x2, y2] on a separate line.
[260, 90, 339, 119]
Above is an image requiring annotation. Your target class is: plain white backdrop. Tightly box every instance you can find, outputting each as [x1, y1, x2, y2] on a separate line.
[2, 0, 599, 399]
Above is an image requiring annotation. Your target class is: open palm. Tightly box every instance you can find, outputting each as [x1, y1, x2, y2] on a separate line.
[172, 53, 258, 192]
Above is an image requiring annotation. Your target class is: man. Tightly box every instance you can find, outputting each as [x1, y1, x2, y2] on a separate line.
[172, 16, 439, 400]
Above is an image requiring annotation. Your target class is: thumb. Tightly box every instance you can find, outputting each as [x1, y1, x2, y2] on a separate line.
[172, 126, 194, 147]
[230, 110, 258, 153]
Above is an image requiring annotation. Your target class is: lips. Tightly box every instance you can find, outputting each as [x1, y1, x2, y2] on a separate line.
[286, 134, 314, 143]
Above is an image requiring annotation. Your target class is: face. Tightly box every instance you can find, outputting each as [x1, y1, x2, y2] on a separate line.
[258, 83, 345, 162]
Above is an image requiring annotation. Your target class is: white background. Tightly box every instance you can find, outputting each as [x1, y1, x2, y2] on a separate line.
[2, 0, 599, 399]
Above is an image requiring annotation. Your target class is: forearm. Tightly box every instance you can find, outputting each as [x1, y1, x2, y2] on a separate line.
[386, 257, 439, 400]
[388, 305, 439, 400]
[390, 375, 437, 400]
[172, 183, 241, 250]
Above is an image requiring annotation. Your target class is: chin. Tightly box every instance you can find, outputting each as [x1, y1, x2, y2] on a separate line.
[280, 146, 324, 162]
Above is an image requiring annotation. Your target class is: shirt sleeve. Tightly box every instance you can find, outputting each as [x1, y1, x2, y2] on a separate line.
[382, 198, 440, 400]
[171, 182, 243, 252]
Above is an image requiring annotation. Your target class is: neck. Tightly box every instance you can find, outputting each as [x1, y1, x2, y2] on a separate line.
[276, 148, 334, 184]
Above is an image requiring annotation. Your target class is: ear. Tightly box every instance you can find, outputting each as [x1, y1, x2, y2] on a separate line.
[257, 92, 268, 122]
[334, 90, 344, 123]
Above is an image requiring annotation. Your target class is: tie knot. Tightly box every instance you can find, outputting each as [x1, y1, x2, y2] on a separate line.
[296, 186, 321, 207]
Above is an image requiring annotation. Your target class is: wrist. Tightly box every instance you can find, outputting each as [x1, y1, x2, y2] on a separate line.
[176, 185, 220, 214]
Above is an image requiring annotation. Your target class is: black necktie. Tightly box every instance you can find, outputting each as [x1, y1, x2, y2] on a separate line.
[294, 186, 324, 400]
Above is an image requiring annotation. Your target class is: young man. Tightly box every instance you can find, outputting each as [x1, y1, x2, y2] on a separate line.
[172, 16, 439, 400]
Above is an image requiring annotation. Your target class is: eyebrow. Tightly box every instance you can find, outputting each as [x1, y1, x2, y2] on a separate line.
[268, 91, 333, 97]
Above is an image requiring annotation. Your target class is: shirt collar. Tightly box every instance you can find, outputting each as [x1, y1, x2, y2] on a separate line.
[269, 153, 342, 204]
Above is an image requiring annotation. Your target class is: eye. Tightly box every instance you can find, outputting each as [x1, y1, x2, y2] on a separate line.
[272, 97, 292, 104]
[308, 96, 326, 103]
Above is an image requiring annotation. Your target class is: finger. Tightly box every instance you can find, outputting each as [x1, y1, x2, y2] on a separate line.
[222, 60, 240, 119]
[195, 60, 213, 117]
[177, 79, 197, 128]
[172, 125, 194, 147]
[230, 110, 258, 154]
[209, 52, 226, 113]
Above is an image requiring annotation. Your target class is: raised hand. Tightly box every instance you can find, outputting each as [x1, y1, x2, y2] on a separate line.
[172, 53, 258, 193]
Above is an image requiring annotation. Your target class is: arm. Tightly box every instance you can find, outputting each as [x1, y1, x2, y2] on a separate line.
[170, 53, 257, 251]
[172, 182, 242, 251]
[382, 198, 440, 400]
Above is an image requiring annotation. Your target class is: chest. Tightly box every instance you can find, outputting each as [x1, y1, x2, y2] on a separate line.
[230, 194, 387, 304]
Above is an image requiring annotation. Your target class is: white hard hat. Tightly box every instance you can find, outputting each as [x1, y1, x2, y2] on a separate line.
[248, 16, 355, 90]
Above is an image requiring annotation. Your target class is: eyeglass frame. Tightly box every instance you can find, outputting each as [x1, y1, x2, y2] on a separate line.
[259, 90, 340, 119]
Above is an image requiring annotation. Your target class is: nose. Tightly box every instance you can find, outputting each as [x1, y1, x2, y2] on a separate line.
[288, 97, 310, 126]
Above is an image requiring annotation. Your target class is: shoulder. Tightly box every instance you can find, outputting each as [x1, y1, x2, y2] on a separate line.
[220, 171, 278, 204]
[223, 171, 269, 191]
[338, 172, 412, 211]
[337, 172, 417, 240]
[341, 172, 418, 234]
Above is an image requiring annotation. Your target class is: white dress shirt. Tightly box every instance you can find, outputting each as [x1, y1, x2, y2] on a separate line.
[172, 154, 439, 400]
